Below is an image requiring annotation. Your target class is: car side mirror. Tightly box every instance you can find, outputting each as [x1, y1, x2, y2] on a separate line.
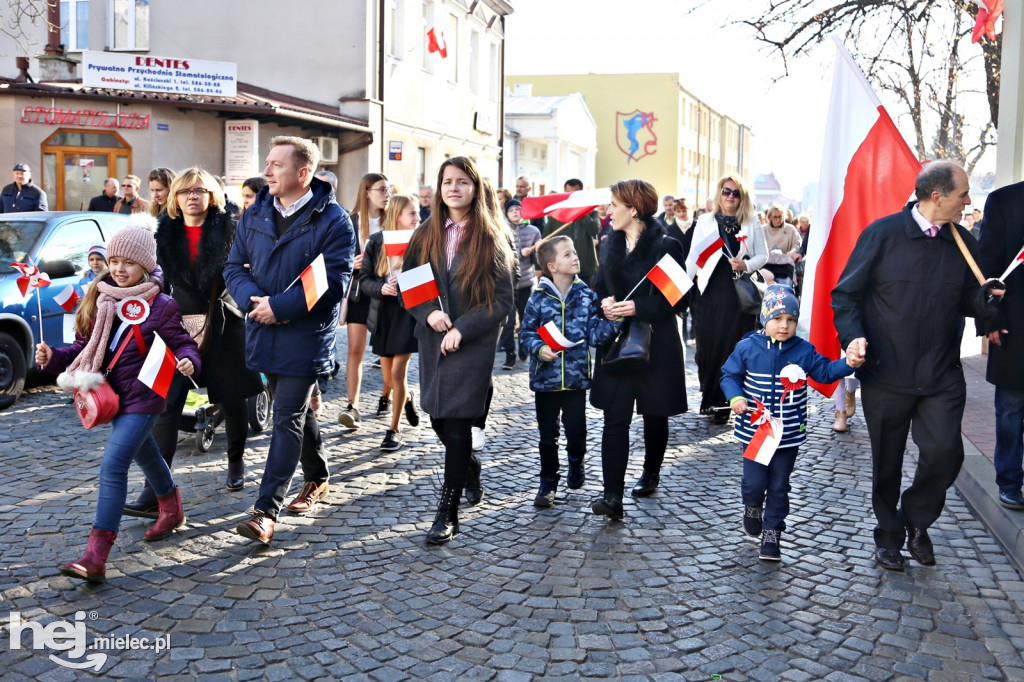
[37, 260, 76, 279]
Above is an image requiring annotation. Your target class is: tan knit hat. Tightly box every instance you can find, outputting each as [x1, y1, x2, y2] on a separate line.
[107, 226, 157, 273]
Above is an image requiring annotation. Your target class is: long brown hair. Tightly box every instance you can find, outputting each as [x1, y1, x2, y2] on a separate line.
[376, 194, 415, 279]
[406, 157, 513, 311]
[352, 172, 388, 244]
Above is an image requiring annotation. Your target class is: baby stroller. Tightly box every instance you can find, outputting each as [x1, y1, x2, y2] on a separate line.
[180, 373, 273, 452]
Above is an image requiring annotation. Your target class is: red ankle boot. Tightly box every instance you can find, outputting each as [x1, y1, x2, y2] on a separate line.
[60, 529, 117, 583]
[144, 486, 186, 541]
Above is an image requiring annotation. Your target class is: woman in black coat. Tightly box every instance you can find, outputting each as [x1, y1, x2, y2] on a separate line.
[590, 180, 688, 520]
[124, 168, 263, 517]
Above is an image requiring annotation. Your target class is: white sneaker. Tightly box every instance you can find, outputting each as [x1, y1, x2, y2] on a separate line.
[471, 427, 486, 451]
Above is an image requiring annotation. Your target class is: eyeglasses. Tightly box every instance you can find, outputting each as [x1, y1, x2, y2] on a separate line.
[176, 188, 210, 198]
[721, 187, 741, 198]
[370, 187, 393, 195]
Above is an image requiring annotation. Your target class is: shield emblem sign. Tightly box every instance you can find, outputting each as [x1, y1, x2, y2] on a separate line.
[615, 110, 658, 163]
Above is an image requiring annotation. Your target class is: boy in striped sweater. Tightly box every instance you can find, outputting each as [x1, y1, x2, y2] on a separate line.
[721, 285, 864, 561]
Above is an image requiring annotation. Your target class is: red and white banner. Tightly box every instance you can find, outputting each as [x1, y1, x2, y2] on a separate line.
[54, 284, 80, 312]
[396, 263, 440, 309]
[743, 399, 783, 466]
[798, 39, 921, 395]
[383, 229, 416, 258]
[299, 253, 328, 311]
[138, 332, 177, 398]
[684, 228, 725, 294]
[521, 188, 611, 224]
[645, 254, 692, 306]
[537, 321, 584, 353]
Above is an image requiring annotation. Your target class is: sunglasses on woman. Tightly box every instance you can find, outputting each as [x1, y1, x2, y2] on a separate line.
[721, 188, 741, 198]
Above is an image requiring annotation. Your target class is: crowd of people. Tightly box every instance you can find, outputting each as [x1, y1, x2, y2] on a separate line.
[14, 137, 1019, 580]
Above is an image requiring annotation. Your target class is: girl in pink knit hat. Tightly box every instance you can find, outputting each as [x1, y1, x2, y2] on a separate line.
[35, 216, 201, 583]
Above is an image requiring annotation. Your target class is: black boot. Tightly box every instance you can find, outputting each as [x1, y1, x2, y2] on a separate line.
[631, 469, 660, 497]
[124, 483, 159, 518]
[225, 457, 245, 491]
[591, 493, 624, 520]
[566, 449, 586, 489]
[426, 485, 461, 544]
[464, 453, 484, 506]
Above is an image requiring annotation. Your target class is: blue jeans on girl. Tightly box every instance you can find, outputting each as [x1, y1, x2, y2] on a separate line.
[95, 413, 174, 532]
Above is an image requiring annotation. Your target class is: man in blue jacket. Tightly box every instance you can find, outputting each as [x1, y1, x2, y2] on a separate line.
[0, 163, 48, 212]
[832, 161, 1003, 572]
[224, 136, 354, 545]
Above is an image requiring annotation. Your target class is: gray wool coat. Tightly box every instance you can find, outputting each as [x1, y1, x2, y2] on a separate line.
[402, 248, 513, 419]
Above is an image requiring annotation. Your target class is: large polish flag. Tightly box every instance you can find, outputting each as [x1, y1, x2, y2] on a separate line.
[397, 263, 440, 309]
[138, 332, 177, 398]
[521, 188, 611, 224]
[799, 39, 921, 394]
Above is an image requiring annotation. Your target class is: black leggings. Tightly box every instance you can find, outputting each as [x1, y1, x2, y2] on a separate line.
[599, 388, 668, 497]
[430, 417, 475, 491]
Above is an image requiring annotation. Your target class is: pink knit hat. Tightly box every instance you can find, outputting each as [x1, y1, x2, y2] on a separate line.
[107, 226, 157, 273]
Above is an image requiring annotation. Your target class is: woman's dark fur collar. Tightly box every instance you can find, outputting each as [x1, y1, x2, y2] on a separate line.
[601, 219, 666, 296]
[156, 207, 234, 296]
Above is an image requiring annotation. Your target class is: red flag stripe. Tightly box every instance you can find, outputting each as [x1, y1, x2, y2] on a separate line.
[647, 265, 684, 306]
[695, 236, 724, 269]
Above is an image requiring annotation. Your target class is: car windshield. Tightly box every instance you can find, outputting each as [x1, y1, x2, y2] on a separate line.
[0, 219, 46, 264]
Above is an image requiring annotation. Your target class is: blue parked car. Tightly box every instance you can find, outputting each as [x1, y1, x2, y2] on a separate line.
[0, 211, 132, 408]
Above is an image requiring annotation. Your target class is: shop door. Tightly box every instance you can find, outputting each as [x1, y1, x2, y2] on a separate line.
[41, 129, 131, 211]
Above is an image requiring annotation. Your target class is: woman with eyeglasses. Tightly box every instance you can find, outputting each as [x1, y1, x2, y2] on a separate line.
[124, 168, 263, 516]
[337, 173, 391, 430]
[688, 175, 768, 424]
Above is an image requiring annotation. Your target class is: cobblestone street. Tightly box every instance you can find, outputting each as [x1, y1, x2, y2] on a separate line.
[2, 331, 1024, 681]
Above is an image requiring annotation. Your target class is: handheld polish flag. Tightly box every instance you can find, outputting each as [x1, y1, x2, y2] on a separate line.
[997, 243, 1024, 283]
[383, 229, 416, 258]
[645, 254, 692, 306]
[521, 188, 612, 225]
[799, 38, 921, 395]
[54, 284, 80, 312]
[743, 399, 783, 466]
[138, 332, 177, 399]
[299, 253, 328, 311]
[537, 321, 585, 353]
[684, 229, 725, 294]
[396, 263, 441, 309]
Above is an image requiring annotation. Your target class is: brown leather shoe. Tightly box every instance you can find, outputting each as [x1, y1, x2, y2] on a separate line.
[286, 481, 329, 515]
[236, 510, 275, 545]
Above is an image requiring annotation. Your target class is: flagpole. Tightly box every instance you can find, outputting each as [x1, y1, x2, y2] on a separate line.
[535, 219, 576, 244]
[622, 276, 646, 302]
[168, 348, 201, 390]
[35, 289, 44, 345]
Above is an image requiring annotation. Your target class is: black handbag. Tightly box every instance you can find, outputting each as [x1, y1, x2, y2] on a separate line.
[602, 319, 652, 374]
[733, 269, 767, 316]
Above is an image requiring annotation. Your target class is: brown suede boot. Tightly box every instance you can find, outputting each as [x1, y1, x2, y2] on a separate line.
[60, 529, 117, 583]
[832, 410, 848, 432]
[144, 486, 186, 541]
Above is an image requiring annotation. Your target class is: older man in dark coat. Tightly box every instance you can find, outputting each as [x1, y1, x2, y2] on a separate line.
[978, 180, 1024, 511]
[832, 161, 1003, 572]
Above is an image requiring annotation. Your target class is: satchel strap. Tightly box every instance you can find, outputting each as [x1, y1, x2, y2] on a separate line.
[106, 291, 158, 373]
[946, 223, 986, 286]
[106, 327, 136, 374]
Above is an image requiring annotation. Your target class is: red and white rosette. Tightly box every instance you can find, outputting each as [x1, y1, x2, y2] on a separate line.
[779, 364, 807, 406]
[117, 297, 151, 326]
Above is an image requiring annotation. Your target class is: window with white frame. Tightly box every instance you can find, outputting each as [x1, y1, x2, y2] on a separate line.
[447, 13, 459, 84]
[488, 42, 499, 101]
[421, 0, 434, 72]
[469, 30, 479, 94]
[59, 0, 89, 52]
[108, 0, 149, 51]
[389, 0, 402, 59]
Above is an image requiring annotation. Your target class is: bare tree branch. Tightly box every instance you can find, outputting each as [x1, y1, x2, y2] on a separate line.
[0, 0, 57, 58]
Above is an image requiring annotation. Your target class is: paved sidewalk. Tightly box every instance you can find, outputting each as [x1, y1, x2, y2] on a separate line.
[2, 333, 1024, 680]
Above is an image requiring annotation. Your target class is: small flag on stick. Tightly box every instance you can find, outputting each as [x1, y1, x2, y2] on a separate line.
[383, 229, 416, 258]
[138, 332, 177, 399]
[537, 321, 584, 353]
[645, 254, 692, 306]
[299, 253, 328, 311]
[54, 284, 80, 312]
[396, 263, 441, 309]
[998, 244, 1024, 282]
[743, 399, 783, 466]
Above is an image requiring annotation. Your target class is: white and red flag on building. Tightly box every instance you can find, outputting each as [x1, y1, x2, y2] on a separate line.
[521, 188, 612, 225]
[427, 27, 447, 58]
[972, 0, 1003, 42]
[798, 38, 921, 395]
[537, 321, 584, 353]
[743, 399, 783, 466]
[684, 229, 725, 294]
[10, 259, 51, 297]
[54, 284, 80, 312]
[397, 263, 441, 309]
[644, 254, 692, 306]
[299, 253, 328, 311]
[383, 229, 416, 258]
[138, 332, 177, 398]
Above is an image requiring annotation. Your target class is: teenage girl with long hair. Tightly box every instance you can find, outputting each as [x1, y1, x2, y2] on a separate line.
[360, 194, 421, 452]
[401, 157, 514, 544]
[338, 172, 390, 429]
